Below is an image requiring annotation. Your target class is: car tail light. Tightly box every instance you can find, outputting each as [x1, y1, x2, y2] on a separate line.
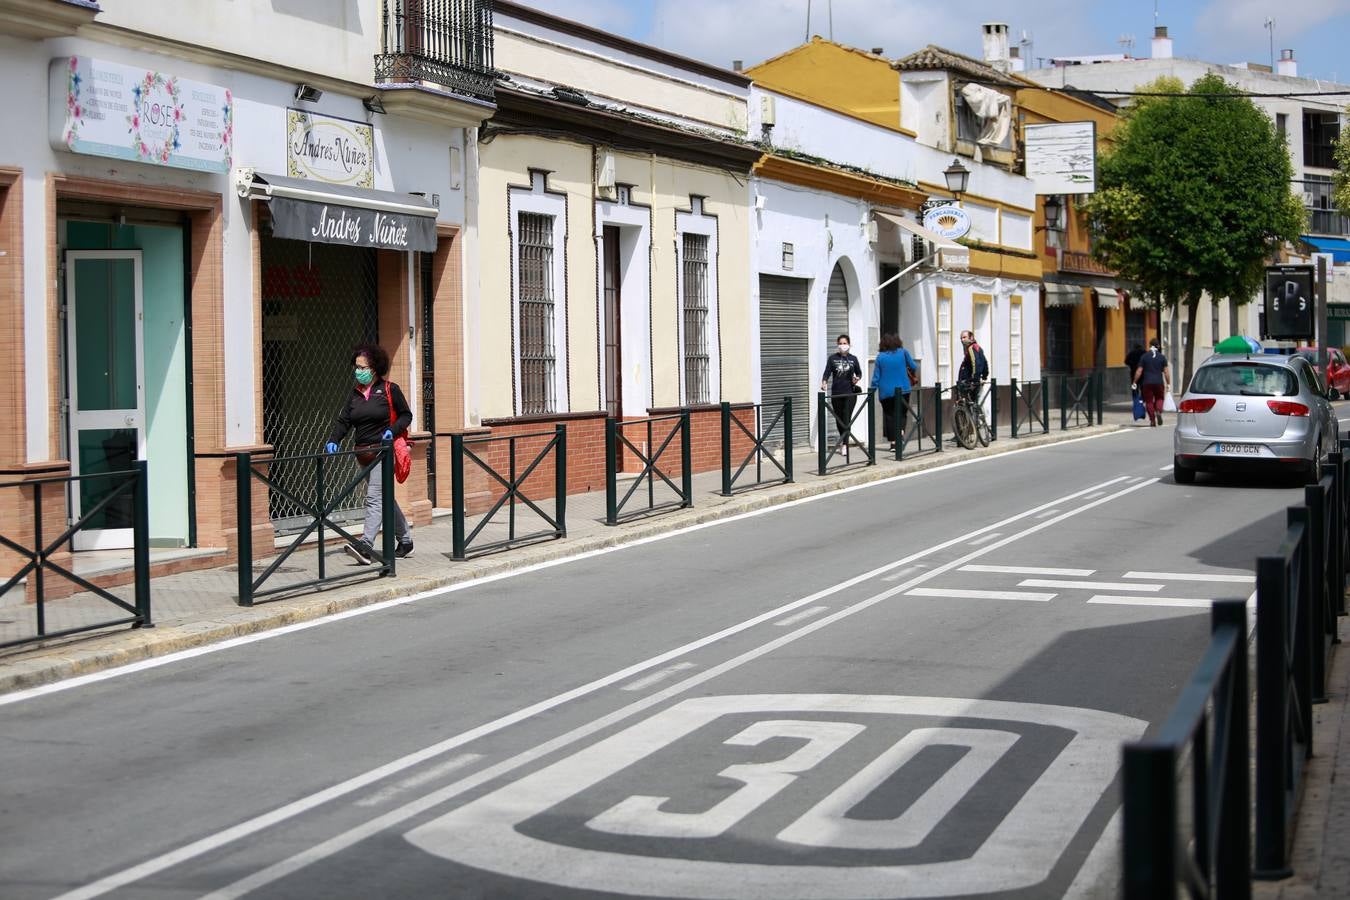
[1178, 398, 1216, 413]
[1267, 400, 1310, 416]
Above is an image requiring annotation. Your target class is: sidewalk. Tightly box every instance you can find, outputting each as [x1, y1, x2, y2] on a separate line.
[0, 414, 1136, 693]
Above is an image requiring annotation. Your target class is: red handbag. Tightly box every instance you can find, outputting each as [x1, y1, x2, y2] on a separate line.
[384, 384, 413, 484]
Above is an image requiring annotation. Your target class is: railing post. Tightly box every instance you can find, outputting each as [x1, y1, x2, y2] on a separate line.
[1122, 743, 1177, 899]
[1254, 553, 1293, 879]
[894, 388, 905, 461]
[783, 397, 794, 483]
[1042, 379, 1050, 433]
[605, 417, 618, 526]
[1010, 379, 1020, 437]
[1096, 368, 1106, 424]
[934, 383, 943, 452]
[315, 452, 326, 582]
[235, 452, 253, 607]
[132, 460, 152, 627]
[1214, 599, 1252, 900]
[989, 378, 998, 440]
[1303, 488, 1330, 701]
[720, 401, 733, 496]
[680, 409, 693, 506]
[451, 434, 466, 559]
[865, 389, 876, 465]
[381, 439, 396, 576]
[1060, 375, 1069, 431]
[1291, 509, 1315, 741]
[817, 391, 827, 475]
[555, 425, 567, 536]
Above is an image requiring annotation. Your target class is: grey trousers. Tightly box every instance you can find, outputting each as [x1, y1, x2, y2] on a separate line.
[363, 459, 412, 545]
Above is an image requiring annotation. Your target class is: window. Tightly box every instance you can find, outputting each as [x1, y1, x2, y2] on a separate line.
[955, 88, 1013, 150]
[1301, 174, 1350, 235]
[1190, 362, 1297, 396]
[1303, 110, 1341, 168]
[1125, 310, 1146, 357]
[681, 233, 711, 405]
[1277, 112, 1288, 138]
[1009, 297, 1023, 382]
[1211, 304, 1220, 347]
[936, 292, 952, 385]
[517, 212, 556, 415]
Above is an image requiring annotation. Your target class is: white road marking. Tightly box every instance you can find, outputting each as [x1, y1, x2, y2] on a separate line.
[1159, 464, 1174, 471]
[353, 754, 483, 808]
[1034, 508, 1061, 519]
[620, 662, 698, 691]
[1087, 595, 1213, 608]
[881, 565, 923, 582]
[1082, 491, 1105, 500]
[1019, 579, 1164, 592]
[907, 588, 1056, 602]
[0, 428, 1135, 710]
[960, 564, 1094, 577]
[774, 606, 830, 627]
[1063, 807, 1123, 899]
[66, 474, 1155, 900]
[968, 532, 1003, 546]
[1123, 571, 1255, 583]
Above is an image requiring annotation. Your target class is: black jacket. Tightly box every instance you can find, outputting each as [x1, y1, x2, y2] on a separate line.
[328, 379, 413, 447]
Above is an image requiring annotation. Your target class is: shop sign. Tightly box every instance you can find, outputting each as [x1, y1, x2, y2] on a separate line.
[1263, 264, 1314, 341]
[50, 56, 232, 173]
[286, 110, 375, 188]
[922, 205, 972, 240]
[1328, 304, 1350, 321]
[269, 197, 436, 253]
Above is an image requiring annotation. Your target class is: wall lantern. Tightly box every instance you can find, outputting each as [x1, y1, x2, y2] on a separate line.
[943, 158, 970, 198]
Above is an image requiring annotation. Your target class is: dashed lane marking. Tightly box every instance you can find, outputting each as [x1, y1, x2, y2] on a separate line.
[774, 606, 831, 627]
[353, 755, 483, 808]
[1159, 464, 1174, 471]
[621, 662, 698, 692]
[906, 588, 1056, 602]
[968, 532, 1003, 546]
[1034, 509, 1061, 519]
[881, 565, 924, 582]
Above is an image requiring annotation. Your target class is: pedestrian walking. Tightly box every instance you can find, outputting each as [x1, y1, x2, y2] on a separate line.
[1133, 338, 1171, 427]
[1125, 342, 1147, 423]
[821, 333, 863, 443]
[326, 343, 415, 564]
[870, 333, 918, 450]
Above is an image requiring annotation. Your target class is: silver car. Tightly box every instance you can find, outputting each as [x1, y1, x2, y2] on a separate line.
[1173, 352, 1340, 484]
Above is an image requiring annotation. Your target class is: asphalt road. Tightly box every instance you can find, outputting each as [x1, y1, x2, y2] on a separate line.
[0, 424, 1310, 899]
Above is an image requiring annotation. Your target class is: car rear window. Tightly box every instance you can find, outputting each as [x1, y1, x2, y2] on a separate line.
[1189, 363, 1298, 396]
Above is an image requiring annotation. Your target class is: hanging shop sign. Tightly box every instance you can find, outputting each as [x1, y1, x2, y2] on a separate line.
[286, 109, 375, 188]
[50, 56, 232, 173]
[922, 205, 972, 240]
[236, 170, 437, 253]
[1024, 121, 1097, 195]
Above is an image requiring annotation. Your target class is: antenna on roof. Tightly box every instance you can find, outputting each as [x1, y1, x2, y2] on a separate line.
[1264, 17, 1276, 70]
[1019, 30, 1034, 69]
[804, 0, 811, 41]
[1119, 33, 1135, 52]
[828, 0, 834, 40]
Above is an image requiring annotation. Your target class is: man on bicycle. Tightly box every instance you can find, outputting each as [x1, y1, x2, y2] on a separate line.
[957, 330, 988, 399]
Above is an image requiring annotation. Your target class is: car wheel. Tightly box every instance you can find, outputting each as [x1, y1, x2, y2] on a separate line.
[1307, 440, 1325, 484]
[1173, 456, 1196, 484]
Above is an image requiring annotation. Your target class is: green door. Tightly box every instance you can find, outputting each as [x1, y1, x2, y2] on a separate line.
[65, 251, 145, 550]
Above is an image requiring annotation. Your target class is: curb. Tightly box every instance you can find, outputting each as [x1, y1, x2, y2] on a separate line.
[0, 424, 1128, 695]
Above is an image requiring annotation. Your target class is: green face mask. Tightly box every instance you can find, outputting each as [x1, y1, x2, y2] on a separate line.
[355, 368, 374, 386]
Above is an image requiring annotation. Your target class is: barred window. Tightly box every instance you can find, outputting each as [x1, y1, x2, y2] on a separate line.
[681, 233, 711, 405]
[517, 212, 556, 415]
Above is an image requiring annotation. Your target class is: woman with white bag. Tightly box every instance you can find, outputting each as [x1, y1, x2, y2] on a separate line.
[1132, 338, 1172, 427]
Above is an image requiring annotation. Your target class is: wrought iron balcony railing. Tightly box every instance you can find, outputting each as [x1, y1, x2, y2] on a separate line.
[376, 0, 496, 104]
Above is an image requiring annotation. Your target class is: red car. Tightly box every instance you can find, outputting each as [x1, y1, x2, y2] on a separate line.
[1294, 347, 1350, 395]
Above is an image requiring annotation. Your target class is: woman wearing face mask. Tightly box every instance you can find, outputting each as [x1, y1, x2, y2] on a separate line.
[326, 343, 414, 564]
[820, 333, 863, 442]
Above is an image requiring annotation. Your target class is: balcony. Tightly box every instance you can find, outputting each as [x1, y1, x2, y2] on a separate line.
[375, 0, 496, 106]
[1307, 208, 1350, 237]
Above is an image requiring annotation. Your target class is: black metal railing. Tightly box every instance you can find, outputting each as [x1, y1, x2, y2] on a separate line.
[895, 387, 939, 460]
[0, 463, 151, 650]
[817, 389, 876, 474]
[1057, 372, 1098, 430]
[605, 412, 692, 525]
[1010, 378, 1049, 437]
[720, 400, 792, 495]
[236, 444, 395, 607]
[983, 378, 999, 440]
[1304, 457, 1343, 699]
[1123, 600, 1250, 899]
[451, 426, 566, 558]
[376, 0, 496, 103]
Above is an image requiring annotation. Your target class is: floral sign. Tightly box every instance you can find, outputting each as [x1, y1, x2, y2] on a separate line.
[51, 56, 232, 174]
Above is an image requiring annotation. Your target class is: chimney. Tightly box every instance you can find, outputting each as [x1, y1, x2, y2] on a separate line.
[982, 22, 1011, 71]
[1008, 45, 1025, 73]
[732, 59, 743, 72]
[1151, 25, 1173, 60]
[1277, 48, 1297, 77]
[871, 47, 884, 56]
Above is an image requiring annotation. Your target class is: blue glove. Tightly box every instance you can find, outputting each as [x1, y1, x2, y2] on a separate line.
[324, 442, 337, 454]
[382, 429, 393, 441]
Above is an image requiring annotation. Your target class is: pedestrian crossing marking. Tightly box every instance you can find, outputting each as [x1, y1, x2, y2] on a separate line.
[1087, 595, 1213, 609]
[907, 588, 1055, 602]
[1018, 579, 1164, 592]
[961, 565, 1094, 577]
[1122, 571, 1255, 583]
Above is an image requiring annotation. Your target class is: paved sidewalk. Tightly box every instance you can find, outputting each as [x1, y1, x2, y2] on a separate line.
[0, 415, 1136, 693]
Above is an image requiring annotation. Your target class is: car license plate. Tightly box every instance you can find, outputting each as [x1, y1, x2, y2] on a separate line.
[1216, 443, 1262, 455]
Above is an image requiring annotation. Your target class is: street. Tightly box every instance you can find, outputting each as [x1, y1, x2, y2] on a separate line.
[0, 425, 1300, 899]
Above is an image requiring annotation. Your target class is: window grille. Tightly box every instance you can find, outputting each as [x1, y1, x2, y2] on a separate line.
[936, 296, 952, 384]
[517, 212, 556, 415]
[681, 233, 711, 405]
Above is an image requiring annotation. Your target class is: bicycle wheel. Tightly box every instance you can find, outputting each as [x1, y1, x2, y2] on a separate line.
[952, 405, 977, 449]
[975, 407, 992, 447]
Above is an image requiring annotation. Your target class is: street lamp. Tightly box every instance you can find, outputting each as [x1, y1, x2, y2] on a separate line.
[943, 158, 970, 199]
[1041, 194, 1063, 232]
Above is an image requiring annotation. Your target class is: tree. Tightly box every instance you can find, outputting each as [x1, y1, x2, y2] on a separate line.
[1085, 74, 1304, 390]
[1335, 105, 1350, 217]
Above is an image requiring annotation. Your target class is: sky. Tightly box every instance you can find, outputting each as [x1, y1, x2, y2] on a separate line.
[520, 0, 1350, 83]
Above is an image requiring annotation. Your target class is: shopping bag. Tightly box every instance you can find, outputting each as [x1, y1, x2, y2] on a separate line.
[385, 385, 413, 484]
[1162, 391, 1177, 413]
[1132, 392, 1146, 421]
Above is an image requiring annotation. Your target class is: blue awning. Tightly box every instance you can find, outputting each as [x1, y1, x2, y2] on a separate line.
[1302, 235, 1350, 263]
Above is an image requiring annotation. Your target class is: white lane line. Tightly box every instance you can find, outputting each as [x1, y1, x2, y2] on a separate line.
[619, 662, 698, 692]
[961, 564, 1094, 577]
[1019, 579, 1164, 592]
[773, 606, 830, 627]
[1159, 463, 1174, 471]
[907, 588, 1056, 602]
[1123, 571, 1255, 583]
[1034, 508, 1061, 519]
[1087, 595, 1213, 608]
[0, 429, 1135, 709]
[881, 565, 923, 582]
[353, 755, 483, 808]
[1082, 491, 1105, 500]
[968, 532, 1003, 546]
[59, 474, 1150, 900]
[1063, 807, 1123, 899]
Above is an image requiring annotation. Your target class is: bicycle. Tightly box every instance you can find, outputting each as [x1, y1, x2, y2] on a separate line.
[952, 381, 992, 449]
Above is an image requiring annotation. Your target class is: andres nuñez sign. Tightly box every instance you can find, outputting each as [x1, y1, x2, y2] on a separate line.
[269, 197, 436, 252]
[1263, 264, 1315, 341]
[286, 109, 374, 188]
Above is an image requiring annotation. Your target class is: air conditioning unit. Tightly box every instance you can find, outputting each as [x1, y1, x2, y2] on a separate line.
[596, 151, 616, 200]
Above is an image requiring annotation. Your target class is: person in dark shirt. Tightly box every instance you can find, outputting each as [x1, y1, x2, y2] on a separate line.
[820, 333, 863, 441]
[1133, 338, 1171, 427]
[957, 330, 988, 401]
[327, 342, 414, 563]
[1124, 343, 1145, 396]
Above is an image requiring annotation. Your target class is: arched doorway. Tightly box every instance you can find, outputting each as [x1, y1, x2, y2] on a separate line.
[826, 263, 849, 350]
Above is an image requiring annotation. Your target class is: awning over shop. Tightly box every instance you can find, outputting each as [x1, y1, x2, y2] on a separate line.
[1129, 293, 1150, 311]
[1044, 282, 1083, 307]
[1094, 287, 1121, 309]
[233, 169, 438, 252]
[1302, 235, 1350, 263]
[873, 211, 969, 271]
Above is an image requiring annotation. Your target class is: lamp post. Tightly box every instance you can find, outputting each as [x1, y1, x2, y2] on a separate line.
[1042, 194, 1063, 232]
[943, 158, 970, 200]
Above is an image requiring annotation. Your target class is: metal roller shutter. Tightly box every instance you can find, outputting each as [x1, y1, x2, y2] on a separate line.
[826, 264, 849, 350]
[758, 275, 810, 446]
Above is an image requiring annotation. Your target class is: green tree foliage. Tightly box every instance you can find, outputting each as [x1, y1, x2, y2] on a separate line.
[1085, 74, 1304, 389]
[1335, 106, 1350, 218]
